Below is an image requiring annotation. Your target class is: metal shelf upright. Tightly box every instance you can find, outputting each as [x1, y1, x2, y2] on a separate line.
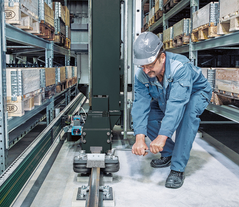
[0, 1, 7, 174]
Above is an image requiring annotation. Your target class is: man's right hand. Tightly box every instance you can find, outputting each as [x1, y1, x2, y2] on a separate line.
[132, 134, 149, 156]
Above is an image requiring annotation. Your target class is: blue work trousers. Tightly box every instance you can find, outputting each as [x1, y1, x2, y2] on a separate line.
[147, 91, 210, 172]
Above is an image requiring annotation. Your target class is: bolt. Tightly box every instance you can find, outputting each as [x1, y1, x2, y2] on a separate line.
[83, 132, 86, 136]
[107, 139, 111, 143]
[83, 139, 86, 143]
[107, 132, 110, 136]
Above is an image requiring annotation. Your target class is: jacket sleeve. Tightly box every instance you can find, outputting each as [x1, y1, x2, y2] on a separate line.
[158, 64, 192, 138]
[131, 76, 152, 136]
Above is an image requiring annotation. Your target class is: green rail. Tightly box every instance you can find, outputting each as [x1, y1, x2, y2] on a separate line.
[0, 93, 85, 207]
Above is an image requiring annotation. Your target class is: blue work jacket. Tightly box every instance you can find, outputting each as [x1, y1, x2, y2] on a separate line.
[131, 52, 212, 138]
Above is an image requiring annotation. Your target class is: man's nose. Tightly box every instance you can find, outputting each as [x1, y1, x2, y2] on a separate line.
[143, 67, 150, 74]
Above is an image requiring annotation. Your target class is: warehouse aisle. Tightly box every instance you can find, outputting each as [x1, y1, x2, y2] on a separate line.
[13, 133, 239, 207]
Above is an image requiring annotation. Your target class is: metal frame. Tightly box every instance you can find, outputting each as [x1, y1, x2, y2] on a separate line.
[132, 0, 142, 101]
[0, 1, 7, 173]
[123, 0, 128, 139]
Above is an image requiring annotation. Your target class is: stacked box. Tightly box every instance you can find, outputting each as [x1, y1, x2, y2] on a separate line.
[155, 0, 163, 11]
[5, 0, 38, 19]
[64, 6, 70, 27]
[65, 66, 73, 79]
[55, 18, 66, 36]
[201, 68, 208, 79]
[6, 68, 41, 97]
[157, 33, 163, 42]
[72, 66, 77, 78]
[219, 0, 239, 20]
[173, 18, 191, 38]
[59, 66, 66, 82]
[45, 67, 56, 86]
[65, 66, 73, 88]
[215, 68, 239, 94]
[146, 15, 149, 25]
[5, 0, 39, 32]
[149, 7, 155, 22]
[6, 68, 41, 116]
[39, 0, 53, 26]
[192, 2, 219, 30]
[218, 0, 239, 34]
[201, 68, 215, 88]
[163, 26, 173, 42]
[66, 25, 71, 39]
[53, 2, 66, 23]
[53, 2, 67, 36]
[55, 66, 67, 93]
[72, 66, 78, 85]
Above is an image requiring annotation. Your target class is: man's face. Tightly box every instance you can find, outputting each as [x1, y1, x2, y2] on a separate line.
[141, 53, 165, 78]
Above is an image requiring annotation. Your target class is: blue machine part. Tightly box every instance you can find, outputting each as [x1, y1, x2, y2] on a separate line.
[72, 126, 82, 135]
[73, 115, 82, 121]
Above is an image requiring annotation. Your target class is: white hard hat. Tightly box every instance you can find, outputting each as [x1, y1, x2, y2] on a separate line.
[133, 32, 163, 65]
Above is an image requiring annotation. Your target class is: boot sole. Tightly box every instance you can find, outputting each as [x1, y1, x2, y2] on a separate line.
[150, 160, 171, 168]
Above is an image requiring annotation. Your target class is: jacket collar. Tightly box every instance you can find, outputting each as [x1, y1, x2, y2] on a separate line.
[163, 52, 172, 89]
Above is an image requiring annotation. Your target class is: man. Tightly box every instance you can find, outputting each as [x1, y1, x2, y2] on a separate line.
[131, 32, 212, 189]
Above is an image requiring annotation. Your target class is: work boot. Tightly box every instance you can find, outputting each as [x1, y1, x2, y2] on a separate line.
[165, 170, 185, 189]
[150, 156, 171, 168]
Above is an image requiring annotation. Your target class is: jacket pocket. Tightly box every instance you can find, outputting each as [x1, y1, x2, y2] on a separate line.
[178, 80, 191, 87]
[173, 80, 191, 100]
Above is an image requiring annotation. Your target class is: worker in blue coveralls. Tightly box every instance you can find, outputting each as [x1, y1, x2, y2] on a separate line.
[131, 32, 212, 189]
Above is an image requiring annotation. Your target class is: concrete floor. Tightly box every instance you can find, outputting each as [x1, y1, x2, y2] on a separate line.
[13, 133, 239, 207]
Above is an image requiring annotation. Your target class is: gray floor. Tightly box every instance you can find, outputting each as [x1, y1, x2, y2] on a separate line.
[13, 134, 239, 207]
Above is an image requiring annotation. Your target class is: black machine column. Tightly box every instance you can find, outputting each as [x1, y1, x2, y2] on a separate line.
[81, 0, 123, 153]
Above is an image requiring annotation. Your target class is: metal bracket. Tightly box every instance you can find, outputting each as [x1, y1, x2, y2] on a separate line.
[86, 154, 105, 168]
[45, 42, 54, 68]
[47, 97, 54, 125]
[10, 70, 23, 101]
[65, 51, 70, 66]
[77, 185, 113, 201]
[40, 68, 46, 88]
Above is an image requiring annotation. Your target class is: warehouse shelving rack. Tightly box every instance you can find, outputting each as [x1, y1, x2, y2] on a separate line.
[0, 2, 78, 173]
[142, 0, 239, 124]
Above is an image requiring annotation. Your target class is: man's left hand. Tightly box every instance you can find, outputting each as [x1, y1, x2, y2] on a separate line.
[150, 135, 168, 154]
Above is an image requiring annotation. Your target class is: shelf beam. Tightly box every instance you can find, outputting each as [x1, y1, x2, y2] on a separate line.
[6, 24, 49, 49]
[193, 32, 239, 51]
[165, 0, 190, 21]
[167, 45, 189, 53]
[207, 104, 239, 124]
[6, 24, 76, 57]
[166, 32, 239, 54]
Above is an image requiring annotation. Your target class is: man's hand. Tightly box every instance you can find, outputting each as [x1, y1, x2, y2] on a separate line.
[132, 134, 149, 156]
[150, 135, 168, 154]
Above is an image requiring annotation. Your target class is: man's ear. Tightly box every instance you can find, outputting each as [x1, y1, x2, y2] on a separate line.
[161, 53, 166, 64]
